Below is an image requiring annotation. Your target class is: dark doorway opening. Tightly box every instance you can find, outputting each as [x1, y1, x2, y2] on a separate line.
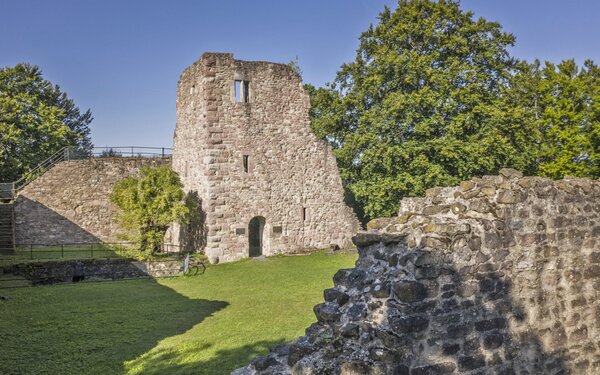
[248, 216, 265, 257]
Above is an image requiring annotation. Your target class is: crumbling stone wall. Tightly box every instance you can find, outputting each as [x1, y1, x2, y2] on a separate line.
[235, 169, 600, 374]
[2, 258, 183, 284]
[173, 53, 359, 263]
[15, 157, 170, 244]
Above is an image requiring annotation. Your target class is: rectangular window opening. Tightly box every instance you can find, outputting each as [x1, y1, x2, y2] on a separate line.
[243, 155, 250, 173]
[234, 80, 250, 103]
[234, 80, 242, 102]
[302, 207, 307, 221]
[243, 81, 250, 102]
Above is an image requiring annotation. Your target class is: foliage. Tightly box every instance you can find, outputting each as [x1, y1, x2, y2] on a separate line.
[308, 0, 524, 220]
[0, 251, 357, 375]
[308, 0, 599, 221]
[110, 166, 189, 253]
[0, 63, 93, 182]
[287, 56, 303, 77]
[510, 59, 600, 179]
[99, 147, 123, 158]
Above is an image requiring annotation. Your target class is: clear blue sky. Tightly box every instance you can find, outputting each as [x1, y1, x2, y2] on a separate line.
[1, 0, 598, 148]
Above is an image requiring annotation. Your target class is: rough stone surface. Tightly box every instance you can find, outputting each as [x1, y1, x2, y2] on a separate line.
[234, 171, 600, 374]
[14, 157, 170, 245]
[171, 53, 359, 262]
[1, 258, 182, 285]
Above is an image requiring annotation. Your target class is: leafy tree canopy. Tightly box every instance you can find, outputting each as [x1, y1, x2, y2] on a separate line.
[110, 166, 189, 253]
[308, 0, 599, 221]
[511, 59, 600, 179]
[0, 63, 92, 182]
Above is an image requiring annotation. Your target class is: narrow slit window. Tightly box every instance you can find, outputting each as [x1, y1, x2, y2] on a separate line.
[243, 155, 249, 173]
[302, 207, 307, 221]
[243, 81, 250, 102]
[234, 80, 242, 102]
[234, 80, 250, 103]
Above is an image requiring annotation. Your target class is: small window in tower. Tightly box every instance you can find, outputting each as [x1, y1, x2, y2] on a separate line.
[243, 81, 250, 102]
[235, 80, 242, 102]
[243, 155, 250, 173]
[302, 207, 307, 221]
[234, 80, 250, 103]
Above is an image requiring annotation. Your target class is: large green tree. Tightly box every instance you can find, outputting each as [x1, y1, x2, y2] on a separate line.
[510, 59, 600, 179]
[0, 63, 92, 182]
[309, 0, 531, 221]
[110, 166, 189, 253]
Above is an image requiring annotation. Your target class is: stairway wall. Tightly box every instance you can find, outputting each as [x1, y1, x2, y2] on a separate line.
[14, 157, 171, 245]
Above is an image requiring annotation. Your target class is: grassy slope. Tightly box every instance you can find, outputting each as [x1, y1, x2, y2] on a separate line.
[0, 251, 357, 375]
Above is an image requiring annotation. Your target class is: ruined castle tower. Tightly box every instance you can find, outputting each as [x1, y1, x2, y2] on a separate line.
[172, 53, 359, 263]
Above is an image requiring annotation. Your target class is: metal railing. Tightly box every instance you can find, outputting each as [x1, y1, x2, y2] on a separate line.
[0, 146, 172, 201]
[1, 242, 185, 261]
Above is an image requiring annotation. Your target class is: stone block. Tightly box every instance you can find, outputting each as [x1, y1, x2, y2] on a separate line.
[393, 281, 429, 303]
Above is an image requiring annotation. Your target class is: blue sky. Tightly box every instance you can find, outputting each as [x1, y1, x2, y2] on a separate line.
[1, 0, 598, 148]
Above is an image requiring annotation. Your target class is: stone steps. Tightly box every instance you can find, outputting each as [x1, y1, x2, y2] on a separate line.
[0, 203, 15, 254]
[0, 272, 32, 288]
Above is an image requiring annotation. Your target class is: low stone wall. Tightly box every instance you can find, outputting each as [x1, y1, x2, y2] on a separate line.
[145, 259, 185, 278]
[3, 258, 184, 285]
[14, 157, 171, 245]
[235, 169, 600, 374]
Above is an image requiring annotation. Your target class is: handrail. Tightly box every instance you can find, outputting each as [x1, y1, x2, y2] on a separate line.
[0, 146, 173, 201]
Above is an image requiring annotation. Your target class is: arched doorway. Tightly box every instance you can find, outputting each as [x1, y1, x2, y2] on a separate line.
[248, 216, 266, 257]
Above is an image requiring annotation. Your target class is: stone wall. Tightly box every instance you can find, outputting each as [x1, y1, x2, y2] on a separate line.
[3, 258, 183, 285]
[14, 157, 171, 245]
[173, 53, 359, 263]
[235, 169, 600, 374]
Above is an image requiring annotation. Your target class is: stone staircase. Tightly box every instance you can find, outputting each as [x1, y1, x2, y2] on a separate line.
[0, 203, 15, 254]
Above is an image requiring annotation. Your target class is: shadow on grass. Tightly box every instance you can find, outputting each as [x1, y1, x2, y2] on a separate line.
[0, 279, 228, 375]
[125, 339, 287, 375]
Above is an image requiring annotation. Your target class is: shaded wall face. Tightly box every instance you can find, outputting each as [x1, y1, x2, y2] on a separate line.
[173, 53, 359, 263]
[234, 171, 600, 374]
[15, 158, 171, 245]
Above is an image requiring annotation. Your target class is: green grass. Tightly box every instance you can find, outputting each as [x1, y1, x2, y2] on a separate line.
[0, 250, 357, 375]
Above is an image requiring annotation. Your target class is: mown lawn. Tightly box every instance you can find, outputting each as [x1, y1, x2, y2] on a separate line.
[0, 251, 357, 375]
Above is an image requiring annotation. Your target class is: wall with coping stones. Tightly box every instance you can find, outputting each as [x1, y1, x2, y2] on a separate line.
[14, 157, 171, 245]
[172, 53, 359, 263]
[3, 258, 183, 284]
[234, 169, 600, 374]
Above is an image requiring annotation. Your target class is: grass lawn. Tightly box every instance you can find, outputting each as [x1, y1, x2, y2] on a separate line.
[0, 250, 357, 375]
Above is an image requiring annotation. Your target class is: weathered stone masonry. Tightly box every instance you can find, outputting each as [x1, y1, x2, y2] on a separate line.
[172, 53, 359, 263]
[236, 170, 600, 374]
[15, 157, 170, 244]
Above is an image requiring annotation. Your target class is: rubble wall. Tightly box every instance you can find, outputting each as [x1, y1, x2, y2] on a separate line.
[236, 169, 600, 374]
[15, 158, 170, 244]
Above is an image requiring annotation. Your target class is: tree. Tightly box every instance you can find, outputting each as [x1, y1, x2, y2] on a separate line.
[110, 166, 189, 253]
[309, 0, 536, 221]
[510, 59, 600, 179]
[0, 63, 93, 182]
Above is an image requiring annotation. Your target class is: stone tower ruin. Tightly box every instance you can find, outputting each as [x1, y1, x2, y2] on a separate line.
[172, 53, 359, 263]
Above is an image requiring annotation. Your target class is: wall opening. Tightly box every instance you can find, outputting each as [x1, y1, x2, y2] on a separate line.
[234, 80, 250, 103]
[243, 155, 249, 173]
[302, 207, 307, 221]
[248, 216, 265, 257]
[243, 80, 250, 102]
